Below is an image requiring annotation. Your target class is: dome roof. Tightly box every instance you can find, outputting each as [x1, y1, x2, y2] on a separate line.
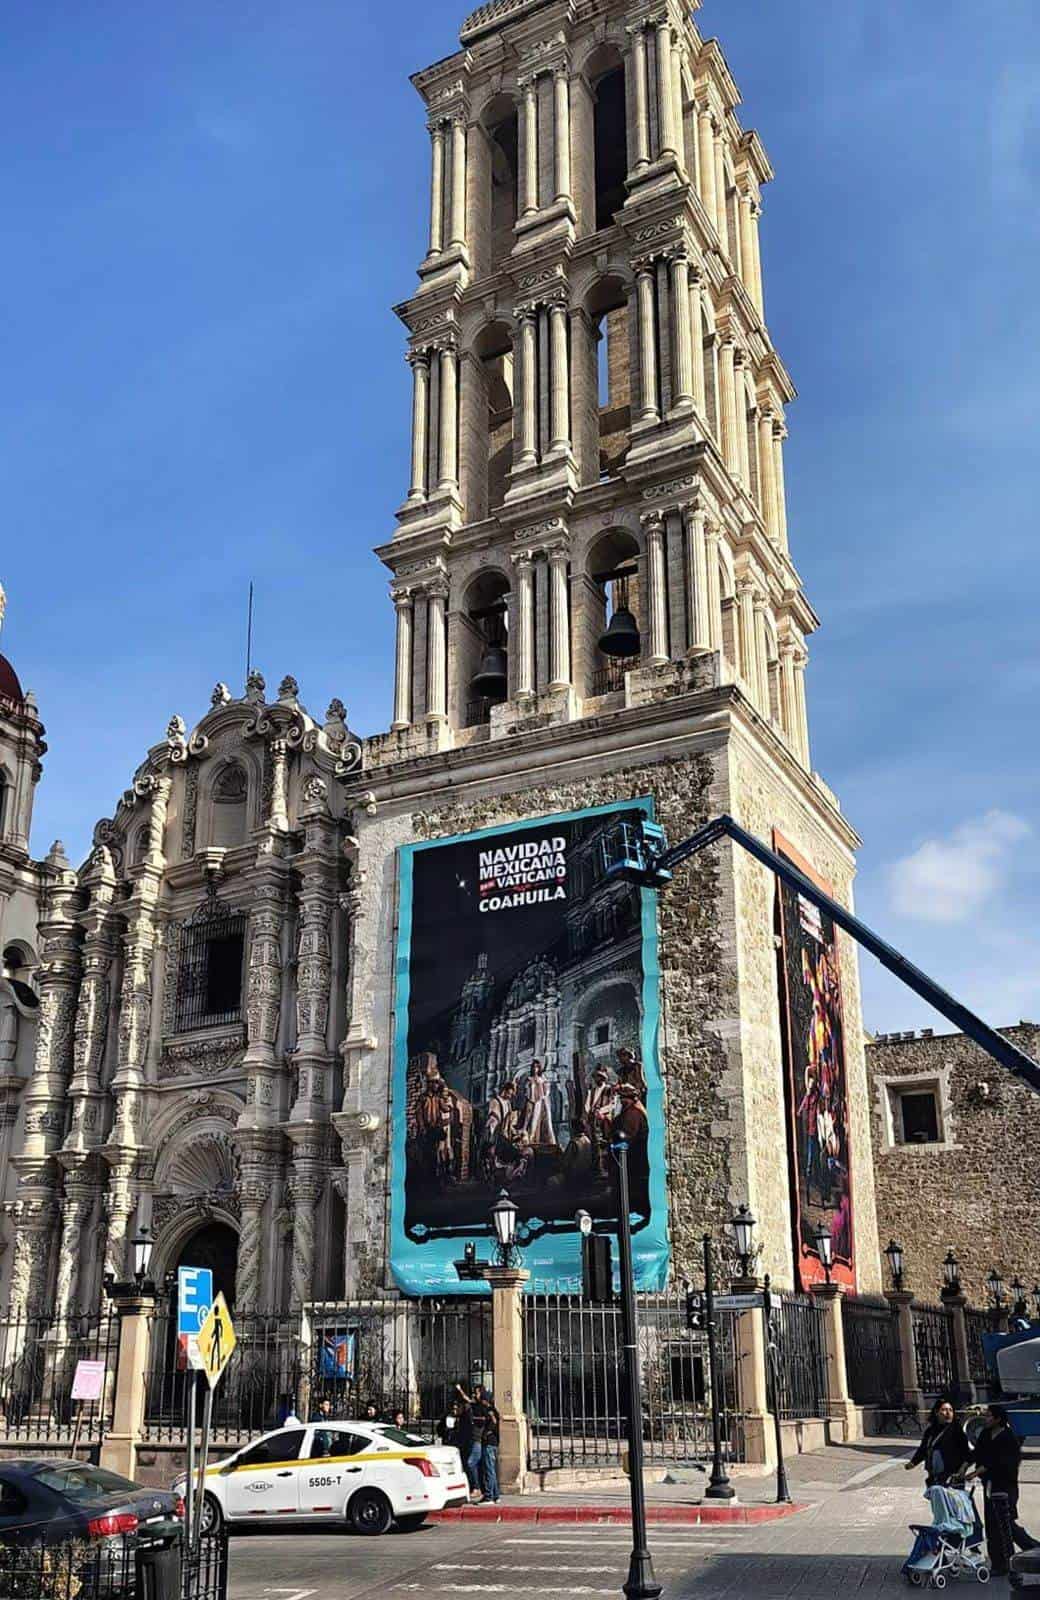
[0, 654, 24, 707]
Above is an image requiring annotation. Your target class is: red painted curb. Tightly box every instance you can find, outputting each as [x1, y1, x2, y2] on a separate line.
[429, 1501, 805, 1526]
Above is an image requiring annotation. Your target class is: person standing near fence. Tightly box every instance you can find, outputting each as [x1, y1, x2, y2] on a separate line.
[971, 1404, 1038, 1575]
[455, 1382, 487, 1501]
[477, 1388, 501, 1504]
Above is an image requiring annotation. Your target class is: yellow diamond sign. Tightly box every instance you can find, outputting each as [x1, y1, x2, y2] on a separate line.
[195, 1292, 236, 1389]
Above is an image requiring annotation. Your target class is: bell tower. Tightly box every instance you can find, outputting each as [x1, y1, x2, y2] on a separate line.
[377, 0, 815, 765]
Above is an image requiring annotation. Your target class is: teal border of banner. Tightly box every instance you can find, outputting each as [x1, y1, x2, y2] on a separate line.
[389, 796, 669, 1295]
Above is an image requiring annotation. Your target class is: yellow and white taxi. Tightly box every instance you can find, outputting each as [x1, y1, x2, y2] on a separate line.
[175, 1421, 468, 1536]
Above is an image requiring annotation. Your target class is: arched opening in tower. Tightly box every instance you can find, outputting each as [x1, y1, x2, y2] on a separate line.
[588, 48, 627, 231]
[585, 275, 631, 481]
[468, 319, 514, 520]
[583, 525, 643, 699]
[484, 96, 518, 271]
[458, 568, 510, 729]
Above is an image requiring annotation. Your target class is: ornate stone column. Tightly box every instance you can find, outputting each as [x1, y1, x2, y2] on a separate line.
[641, 511, 669, 665]
[391, 589, 414, 730]
[240, 857, 291, 1129]
[519, 77, 538, 216]
[436, 345, 459, 493]
[449, 113, 467, 250]
[512, 552, 536, 699]
[516, 309, 538, 466]
[758, 408, 779, 538]
[704, 523, 723, 653]
[233, 1129, 283, 1314]
[669, 254, 694, 410]
[697, 104, 717, 220]
[655, 18, 677, 160]
[627, 25, 650, 175]
[547, 544, 571, 691]
[548, 300, 570, 454]
[426, 579, 448, 722]
[772, 422, 789, 550]
[64, 854, 117, 1158]
[102, 1161, 135, 1284]
[288, 1169, 325, 1309]
[406, 353, 429, 502]
[290, 782, 337, 1126]
[683, 506, 711, 653]
[427, 121, 445, 257]
[793, 647, 811, 768]
[553, 66, 571, 202]
[717, 337, 739, 475]
[7, 1196, 58, 1317]
[736, 578, 757, 689]
[635, 264, 659, 423]
[269, 738, 289, 831]
[53, 1180, 94, 1320]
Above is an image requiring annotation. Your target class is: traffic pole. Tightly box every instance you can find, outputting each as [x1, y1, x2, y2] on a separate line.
[702, 1234, 735, 1500]
[763, 1276, 791, 1504]
[193, 1383, 214, 1554]
[611, 1135, 662, 1600]
[184, 1370, 197, 1552]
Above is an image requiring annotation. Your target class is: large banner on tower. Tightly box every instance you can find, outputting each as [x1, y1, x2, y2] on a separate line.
[389, 800, 669, 1294]
[775, 832, 856, 1290]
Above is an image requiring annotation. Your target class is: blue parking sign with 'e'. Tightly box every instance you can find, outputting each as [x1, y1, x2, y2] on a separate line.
[177, 1267, 213, 1337]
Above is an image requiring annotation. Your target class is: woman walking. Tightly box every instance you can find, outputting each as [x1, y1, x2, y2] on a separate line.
[905, 1397, 973, 1487]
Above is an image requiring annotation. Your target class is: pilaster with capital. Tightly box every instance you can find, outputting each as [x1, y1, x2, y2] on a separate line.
[406, 352, 430, 503]
[640, 511, 669, 665]
[716, 337, 740, 476]
[626, 25, 651, 176]
[547, 543, 571, 691]
[668, 253, 694, 411]
[425, 578, 449, 723]
[752, 592, 771, 711]
[704, 522, 723, 654]
[240, 858, 292, 1129]
[696, 103, 717, 223]
[102, 1161, 135, 1283]
[519, 77, 539, 216]
[448, 113, 467, 250]
[437, 345, 459, 493]
[734, 350, 752, 489]
[654, 18, 677, 161]
[552, 66, 572, 202]
[515, 309, 539, 466]
[736, 578, 757, 690]
[232, 1128, 284, 1313]
[7, 1196, 58, 1316]
[634, 264, 659, 423]
[772, 421, 789, 550]
[712, 126, 728, 249]
[511, 552, 536, 698]
[426, 122, 445, 257]
[793, 646, 811, 768]
[757, 408, 779, 539]
[54, 1182, 95, 1319]
[682, 504, 711, 653]
[289, 789, 338, 1127]
[391, 588, 414, 729]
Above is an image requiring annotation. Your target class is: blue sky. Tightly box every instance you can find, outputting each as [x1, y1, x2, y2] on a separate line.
[2, 1, 1038, 1034]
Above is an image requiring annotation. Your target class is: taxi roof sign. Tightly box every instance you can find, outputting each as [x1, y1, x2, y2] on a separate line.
[196, 1292, 236, 1389]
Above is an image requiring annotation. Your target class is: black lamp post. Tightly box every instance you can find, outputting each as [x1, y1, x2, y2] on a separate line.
[941, 1250, 961, 1296]
[1011, 1277, 1028, 1320]
[884, 1239, 905, 1291]
[727, 1205, 757, 1281]
[987, 1268, 1006, 1308]
[762, 1274, 792, 1505]
[813, 1221, 834, 1286]
[103, 1225, 158, 1301]
[490, 1190, 519, 1268]
[610, 1134, 661, 1600]
[701, 1234, 735, 1502]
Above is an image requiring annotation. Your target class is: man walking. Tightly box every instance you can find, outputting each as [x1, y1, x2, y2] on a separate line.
[973, 1404, 1037, 1574]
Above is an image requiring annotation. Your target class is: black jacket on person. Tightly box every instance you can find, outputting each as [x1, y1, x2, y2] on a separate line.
[975, 1423, 1021, 1497]
[910, 1419, 973, 1485]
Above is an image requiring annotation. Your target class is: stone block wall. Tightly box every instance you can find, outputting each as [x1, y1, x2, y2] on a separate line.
[867, 1022, 1040, 1303]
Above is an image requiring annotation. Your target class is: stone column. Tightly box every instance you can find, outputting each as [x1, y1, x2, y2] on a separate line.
[942, 1291, 976, 1404]
[717, 338, 739, 475]
[512, 553, 536, 699]
[290, 786, 338, 1126]
[689, 271, 706, 419]
[684, 506, 711, 653]
[670, 28, 684, 168]
[635, 265, 659, 423]
[655, 18, 676, 160]
[241, 861, 291, 1128]
[757, 409, 779, 537]
[697, 105, 717, 221]
[391, 589, 413, 730]
[436, 346, 459, 493]
[736, 579, 756, 689]
[547, 544, 571, 691]
[810, 1281, 860, 1439]
[793, 648, 811, 768]
[7, 1196, 58, 1318]
[427, 122, 445, 257]
[713, 127, 728, 248]
[64, 864, 116, 1158]
[236, 1182, 266, 1315]
[449, 114, 467, 250]
[734, 354, 752, 489]
[669, 254, 694, 410]
[753, 594, 770, 711]
[779, 641, 798, 745]
[100, 1293, 157, 1481]
[641, 511, 669, 665]
[426, 580, 448, 722]
[516, 310, 538, 466]
[288, 1170, 325, 1309]
[54, 1182, 94, 1321]
[485, 1265, 530, 1491]
[629, 25, 650, 174]
[749, 201, 765, 317]
[269, 737, 289, 831]
[102, 1160, 135, 1284]
[733, 1294, 776, 1468]
[547, 300, 570, 453]
[519, 78, 538, 216]
[553, 66, 571, 202]
[406, 353, 429, 502]
[887, 1290, 925, 1420]
[772, 423, 789, 550]
[704, 523, 723, 652]
[738, 190, 756, 304]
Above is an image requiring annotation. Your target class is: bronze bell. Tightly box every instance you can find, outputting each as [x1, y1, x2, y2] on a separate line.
[471, 643, 508, 699]
[597, 606, 640, 659]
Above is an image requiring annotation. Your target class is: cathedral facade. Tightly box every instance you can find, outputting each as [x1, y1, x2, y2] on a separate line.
[0, 0, 887, 1316]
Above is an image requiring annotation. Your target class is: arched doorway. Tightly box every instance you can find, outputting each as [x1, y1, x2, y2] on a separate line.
[173, 1220, 239, 1307]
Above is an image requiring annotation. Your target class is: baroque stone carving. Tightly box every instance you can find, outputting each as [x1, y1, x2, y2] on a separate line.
[158, 1034, 245, 1081]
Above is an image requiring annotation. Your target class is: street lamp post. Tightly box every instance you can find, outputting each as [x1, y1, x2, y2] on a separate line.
[610, 1134, 661, 1600]
[1011, 1277, 1028, 1321]
[701, 1233, 734, 1501]
[728, 1205, 757, 1282]
[813, 1222, 834, 1286]
[884, 1239, 904, 1292]
[988, 1268, 1007, 1330]
[490, 1190, 520, 1268]
[942, 1250, 961, 1295]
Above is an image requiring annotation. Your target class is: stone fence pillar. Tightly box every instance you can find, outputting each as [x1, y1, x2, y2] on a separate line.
[730, 1276, 775, 1468]
[886, 1289, 925, 1419]
[809, 1281, 860, 1440]
[484, 1265, 529, 1492]
[941, 1289, 976, 1405]
[100, 1293, 158, 1480]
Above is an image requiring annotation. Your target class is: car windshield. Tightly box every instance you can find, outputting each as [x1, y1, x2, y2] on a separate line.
[33, 1465, 136, 1503]
[375, 1426, 430, 1446]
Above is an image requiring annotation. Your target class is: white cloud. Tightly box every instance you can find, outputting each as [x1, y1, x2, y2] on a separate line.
[887, 810, 1031, 924]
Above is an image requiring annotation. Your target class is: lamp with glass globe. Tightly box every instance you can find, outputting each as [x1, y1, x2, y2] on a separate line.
[883, 1239, 904, 1291]
[490, 1190, 519, 1269]
[727, 1204, 757, 1281]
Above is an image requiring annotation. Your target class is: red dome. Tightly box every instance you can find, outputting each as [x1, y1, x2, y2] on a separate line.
[0, 654, 24, 706]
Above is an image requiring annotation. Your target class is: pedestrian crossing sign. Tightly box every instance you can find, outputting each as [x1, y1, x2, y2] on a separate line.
[196, 1292, 236, 1389]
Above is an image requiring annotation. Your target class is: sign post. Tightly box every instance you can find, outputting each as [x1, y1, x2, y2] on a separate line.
[177, 1268, 212, 1554]
[192, 1293, 237, 1553]
[70, 1359, 106, 1457]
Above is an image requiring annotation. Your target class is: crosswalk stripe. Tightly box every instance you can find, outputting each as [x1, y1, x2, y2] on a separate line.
[434, 1564, 619, 1574]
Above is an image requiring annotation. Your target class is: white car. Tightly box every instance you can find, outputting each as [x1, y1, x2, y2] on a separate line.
[174, 1421, 468, 1537]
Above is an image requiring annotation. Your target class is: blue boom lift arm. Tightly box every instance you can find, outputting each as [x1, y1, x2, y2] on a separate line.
[603, 812, 1040, 1095]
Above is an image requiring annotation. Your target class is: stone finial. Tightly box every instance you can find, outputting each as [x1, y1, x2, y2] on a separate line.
[211, 682, 232, 707]
[278, 675, 300, 703]
[166, 714, 186, 742]
[326, 697, 346, 722]
[45, 840, 70, 868]
[245, 669, 266, 704]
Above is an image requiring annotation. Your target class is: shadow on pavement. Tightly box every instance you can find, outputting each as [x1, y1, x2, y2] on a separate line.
[676, 1552, 904, 1595]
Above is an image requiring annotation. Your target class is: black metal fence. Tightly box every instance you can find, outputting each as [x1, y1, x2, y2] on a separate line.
[842, 1294, 903, 1406]
[523, 1288, 744, 1471]
[145, 1311, 302, 1444]
[772, 1294, 827, 1420]
[307, 1297, 491, 1428]
[965, 1307, 993, 1388]
[183, 1530, 228, 1600]
[0, 1309, 119, 1445]
[0, 1530, 227, 1600]
[911, 1302, 958, 1396]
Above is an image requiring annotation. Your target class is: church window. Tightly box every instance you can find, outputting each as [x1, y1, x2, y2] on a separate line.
[897, 1088, 941, 1145]
[593, 1021, 611, 1047]
[211, 762, 249, 849]
[174, 890, 247, 1033]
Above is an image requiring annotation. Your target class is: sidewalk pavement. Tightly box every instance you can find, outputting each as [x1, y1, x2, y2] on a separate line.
[431, 1435, 921, 1525]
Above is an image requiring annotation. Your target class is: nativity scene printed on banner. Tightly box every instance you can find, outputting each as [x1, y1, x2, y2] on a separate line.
[775, 832, 855, 1290]
[390, 801, 669, 1294]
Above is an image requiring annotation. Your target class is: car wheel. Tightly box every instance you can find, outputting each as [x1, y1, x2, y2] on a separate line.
[395, 1514, 428, 1532]
[199, 1494, 224, 1537]
[349, 1489, 393, 1536]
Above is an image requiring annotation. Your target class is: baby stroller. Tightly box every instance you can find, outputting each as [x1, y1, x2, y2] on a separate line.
[903, 1484, 990, 1588]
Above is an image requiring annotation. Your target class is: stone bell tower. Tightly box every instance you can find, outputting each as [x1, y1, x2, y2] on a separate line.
[378, 0, 813, 765]
[339, 0, 882, 1296]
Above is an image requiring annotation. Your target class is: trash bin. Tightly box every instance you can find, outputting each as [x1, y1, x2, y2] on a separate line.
[135, 1539, 182, 1600]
